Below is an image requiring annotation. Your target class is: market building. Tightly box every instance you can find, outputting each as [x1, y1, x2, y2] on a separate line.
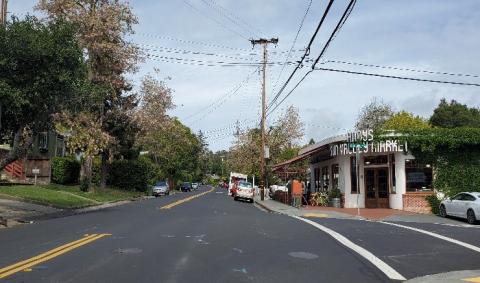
[273, 130, 434, 213]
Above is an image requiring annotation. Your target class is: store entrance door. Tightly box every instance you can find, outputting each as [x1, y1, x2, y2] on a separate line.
[365, 167, 390, 208]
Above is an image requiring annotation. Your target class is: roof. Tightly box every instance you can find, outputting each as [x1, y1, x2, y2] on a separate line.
[298, 134, 347, 156]
[272, 134, 348, 171]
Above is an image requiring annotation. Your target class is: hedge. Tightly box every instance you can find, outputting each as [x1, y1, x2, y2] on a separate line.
[107, 158, 158, 192]
[51, 156, 80, 184]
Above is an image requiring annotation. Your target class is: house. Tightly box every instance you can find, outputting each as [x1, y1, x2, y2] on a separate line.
[273, 130, 433, 213]
[2, 131, 66, 184]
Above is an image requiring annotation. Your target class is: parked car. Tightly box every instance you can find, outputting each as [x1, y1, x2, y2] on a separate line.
[180, 182, 192, 192]
[439, 192, 480, 224]
[152, 181, 169, 197]
[192, 183, 199, 190]
[269, 183, 287, 198]
[234, 181, 254, 203]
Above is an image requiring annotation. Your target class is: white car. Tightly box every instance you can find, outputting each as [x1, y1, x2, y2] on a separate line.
[439, 192, 480, 224]
[234, 181, 254, 203]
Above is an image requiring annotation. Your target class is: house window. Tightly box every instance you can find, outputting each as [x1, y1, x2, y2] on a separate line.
[350, 156, 357, 193]
[314, 167, 320, 192]
[56, 136, 65, 157]
[390, 154, 396, 194]
[331, 164, 339, 190]
[321, 166, 329, 191]
[405, 159, 433, 192]
[38, 132, 48, 149]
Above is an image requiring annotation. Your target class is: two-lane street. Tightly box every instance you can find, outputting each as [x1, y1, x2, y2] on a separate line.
[1, 186, 480, 282]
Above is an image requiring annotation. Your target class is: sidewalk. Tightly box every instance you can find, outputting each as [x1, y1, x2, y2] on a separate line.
[254, 196, 358, 219]
[0, 198, 60, 227]
[254, 197, 465, 224]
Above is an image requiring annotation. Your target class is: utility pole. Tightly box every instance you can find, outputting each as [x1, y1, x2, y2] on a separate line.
[0, 0, 7, 26]
[250, 38, 278, 201]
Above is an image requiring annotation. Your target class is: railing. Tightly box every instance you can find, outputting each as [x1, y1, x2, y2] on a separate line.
[5, 160, 24, 179]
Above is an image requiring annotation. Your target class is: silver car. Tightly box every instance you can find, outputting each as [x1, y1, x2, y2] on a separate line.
[440, 192, 480, 224]
[153, 181, 169, 197]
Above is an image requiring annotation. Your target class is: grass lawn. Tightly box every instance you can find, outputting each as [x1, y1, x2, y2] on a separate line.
[0, 184, 145, 209]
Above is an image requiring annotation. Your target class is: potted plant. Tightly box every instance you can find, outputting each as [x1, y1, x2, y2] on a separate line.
[328, 188, 342, 208]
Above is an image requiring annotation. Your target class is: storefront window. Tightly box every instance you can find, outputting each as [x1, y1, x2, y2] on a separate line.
[321, 166, 329, 191]
[350, 157, 357, 193]
[331, 164, 339, 190]
[405, 159, 433, 192]
[364, 155, 388, 165]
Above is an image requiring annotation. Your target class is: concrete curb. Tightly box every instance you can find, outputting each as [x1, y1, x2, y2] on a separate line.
[254, 199, 276, 213]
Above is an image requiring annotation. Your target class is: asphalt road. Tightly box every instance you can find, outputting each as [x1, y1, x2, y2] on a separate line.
[1, 186, 480, 282]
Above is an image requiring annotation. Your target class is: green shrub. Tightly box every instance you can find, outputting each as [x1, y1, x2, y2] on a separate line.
[91, 157, 102, 186]
[425, 194, 441, 214]
[328, 188, 342, 199]
[51, 156, 80, 184]
[107, 158, 158, 192]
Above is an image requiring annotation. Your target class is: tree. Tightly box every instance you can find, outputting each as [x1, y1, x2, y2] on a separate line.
[227, 105, 304, 183]
[143, 119, 202, 187]
[37, 0, 141, 189]
[355, 98, 394, 131]
[0, 17, 87, 170]
[55, 112, 113, 190]
[430, 98, 480, 128]
[134, 74, 174, 148]
[381, 111, 430, 132]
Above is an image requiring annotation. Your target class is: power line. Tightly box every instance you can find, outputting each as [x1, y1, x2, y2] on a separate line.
[144, 53, 296, 67]
[200, 0, 261, 38]
[182, 0, 249, 40]
[266, 0, 335, 112]
[270, 0, 313, 102]
[204, 0, 265, 38]
[134, 32, 252, 52]
[186, 68, 259, 124]
[140, 46, 257, 62]
[323, 59, 480, 78]
[314, 67, 480, 87]
[267, 0, 357, 117]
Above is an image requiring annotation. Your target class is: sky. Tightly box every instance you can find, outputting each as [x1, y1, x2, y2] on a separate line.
[8, 0, 480, 151]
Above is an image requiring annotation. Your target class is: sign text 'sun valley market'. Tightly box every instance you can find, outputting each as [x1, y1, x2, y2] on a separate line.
[330, 129, 408, 157]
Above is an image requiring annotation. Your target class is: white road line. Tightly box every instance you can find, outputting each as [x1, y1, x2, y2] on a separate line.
[292, 216, 406, 281]
[379, 221, 480, 254]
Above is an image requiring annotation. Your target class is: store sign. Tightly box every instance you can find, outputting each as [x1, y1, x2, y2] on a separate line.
[330, 129, 408, 157]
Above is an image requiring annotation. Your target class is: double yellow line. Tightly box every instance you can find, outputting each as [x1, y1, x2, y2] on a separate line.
[0, 233, 111, 279]
[160, 188, 215, 209]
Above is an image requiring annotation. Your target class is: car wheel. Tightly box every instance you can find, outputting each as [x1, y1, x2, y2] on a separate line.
[439, 205, 447, 218]
[467, 209, 477, 225]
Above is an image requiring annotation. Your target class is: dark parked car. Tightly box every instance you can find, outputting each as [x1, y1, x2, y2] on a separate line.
[180, 182, 192, 192]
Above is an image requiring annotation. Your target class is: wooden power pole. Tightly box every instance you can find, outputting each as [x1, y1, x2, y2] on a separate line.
[0, 0, 6, 26]
[250, 38, 278, 201]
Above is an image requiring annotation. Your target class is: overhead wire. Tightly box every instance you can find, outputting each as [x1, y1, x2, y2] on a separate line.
[203, 0, 265, 38]
[182, 0, 249, 40]
[270, 0, 313, 103]
[199, 0, 262, 38]
[313, 67, 480, 87]
[267, 0, 357, 117]
[186, 67, 260, 125]
[322, 60, 480, 78]
[266, 0, 335, 112]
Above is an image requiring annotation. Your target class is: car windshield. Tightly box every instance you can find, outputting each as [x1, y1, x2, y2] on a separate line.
[238, 181, 252, 188]
[155, 181, 167, 186]
[183, 182, 191, 186]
